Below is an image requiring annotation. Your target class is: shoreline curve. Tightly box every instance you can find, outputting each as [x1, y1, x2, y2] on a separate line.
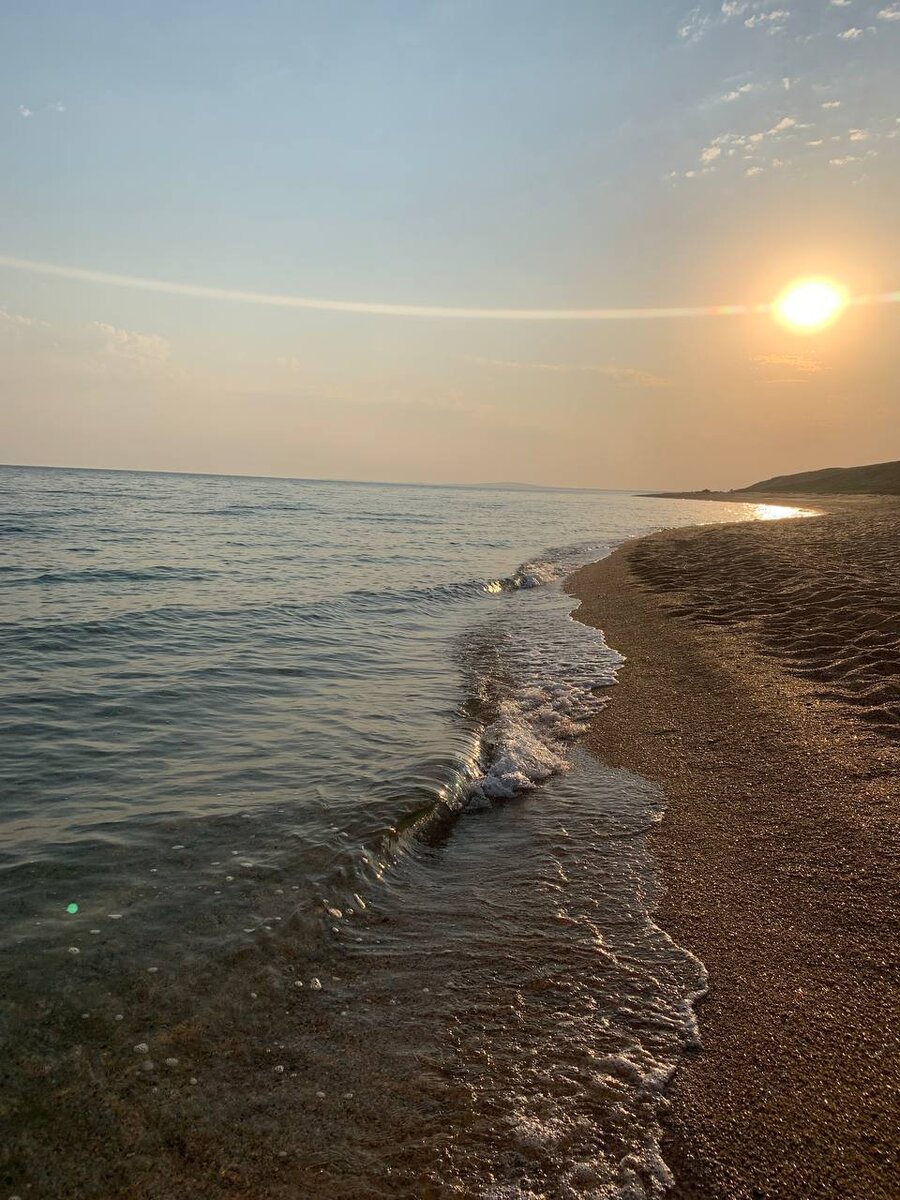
[565, 494, 899, 1199]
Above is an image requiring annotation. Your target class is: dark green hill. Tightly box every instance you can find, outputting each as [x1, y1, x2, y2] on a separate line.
[741, 460, 900, 496]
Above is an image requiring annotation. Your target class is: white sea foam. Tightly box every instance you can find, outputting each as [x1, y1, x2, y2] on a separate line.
[468, 557, 621, 803]
[509, 559, 564, 589]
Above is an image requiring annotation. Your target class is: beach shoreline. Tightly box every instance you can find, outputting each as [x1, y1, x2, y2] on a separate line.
[566, 495, 899, 1199]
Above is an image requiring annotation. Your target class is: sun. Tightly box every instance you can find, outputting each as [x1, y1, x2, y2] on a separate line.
[773, 278, 847, 332]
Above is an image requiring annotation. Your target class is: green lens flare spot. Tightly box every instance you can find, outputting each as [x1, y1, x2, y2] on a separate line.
[66, 903, 79, 915]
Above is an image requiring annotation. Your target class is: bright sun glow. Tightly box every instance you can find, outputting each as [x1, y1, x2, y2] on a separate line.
[774, 278, 846, 331]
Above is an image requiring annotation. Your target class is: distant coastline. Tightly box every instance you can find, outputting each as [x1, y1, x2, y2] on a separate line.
[646, 458, 900, 499]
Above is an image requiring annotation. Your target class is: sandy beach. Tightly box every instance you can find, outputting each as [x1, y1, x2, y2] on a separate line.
[567, 496, 899, 1200]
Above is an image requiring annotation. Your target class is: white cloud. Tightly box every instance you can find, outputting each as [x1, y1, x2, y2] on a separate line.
[838, 26, 864, 37]
[92, 322, 170, 363]
[848, 128, 870, 140]
[877, 4, 900, 19]
[701, 145, 723, 162]
[1, 309, 37, 332]
[822, 100, 842, 108]
[745, 165, 764, 175]
[721, 82, 758, 101]
[830, 154, 860, 164]
[744, 8, 789, 30]
[15, 100, 65, 119]
[678, 3, 789, 44]
[678, 7, 714, 42]
[830, 0, 852, 6]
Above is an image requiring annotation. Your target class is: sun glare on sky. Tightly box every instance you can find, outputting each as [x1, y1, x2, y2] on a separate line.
[773, 278, 847, 333]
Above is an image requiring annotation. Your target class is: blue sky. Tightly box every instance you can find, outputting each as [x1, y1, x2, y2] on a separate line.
[1, 0, 898, 486]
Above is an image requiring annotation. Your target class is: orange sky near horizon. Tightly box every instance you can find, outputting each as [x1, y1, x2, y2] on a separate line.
[1, 1, 898, 489]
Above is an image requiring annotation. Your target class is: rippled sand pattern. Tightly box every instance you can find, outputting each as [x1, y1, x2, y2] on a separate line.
[628, 500, 900, 742]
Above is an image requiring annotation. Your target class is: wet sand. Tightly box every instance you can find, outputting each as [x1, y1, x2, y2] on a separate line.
[567, 496, 899, 1199]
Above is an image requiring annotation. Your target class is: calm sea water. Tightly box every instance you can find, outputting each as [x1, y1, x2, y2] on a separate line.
[0, 466, 789, 1198]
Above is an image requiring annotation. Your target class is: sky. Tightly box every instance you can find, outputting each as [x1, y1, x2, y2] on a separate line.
[1, 0, 898, 489]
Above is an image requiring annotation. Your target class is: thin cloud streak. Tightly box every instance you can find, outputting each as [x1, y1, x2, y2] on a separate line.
[0, 254, 770, 322]
[465, 355, 671, 388]
[2, 254, 897, 323]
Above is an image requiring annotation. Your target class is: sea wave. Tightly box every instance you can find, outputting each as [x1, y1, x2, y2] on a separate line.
[468, 553, 620, 802]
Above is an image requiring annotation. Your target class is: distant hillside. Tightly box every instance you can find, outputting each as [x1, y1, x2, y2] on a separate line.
[741, 460, 900, 496]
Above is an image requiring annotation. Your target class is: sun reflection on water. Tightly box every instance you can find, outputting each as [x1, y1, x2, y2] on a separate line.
[750, 503, 818, 521]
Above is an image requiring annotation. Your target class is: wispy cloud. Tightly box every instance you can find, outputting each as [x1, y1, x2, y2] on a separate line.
[15, 100, 65, 119]
[0, 308, 43, 333]
[721, 82, 759, 102]
[0, 253, 773, 323]
[91, 322, 171, 364]
[877, 3, 900, 19]
[685, 110, 805, 177]
[751, 352, 822, 373]
[678, 3, 790, 43]
[678, 7, 717, 44]
[838, 26, 865, 37]
[744, 8, 789, 31]
[465, 356, 671, 389]
[2, 309, 174, 381]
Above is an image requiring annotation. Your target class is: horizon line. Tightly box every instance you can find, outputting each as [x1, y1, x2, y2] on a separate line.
[0, 459, 709, 494]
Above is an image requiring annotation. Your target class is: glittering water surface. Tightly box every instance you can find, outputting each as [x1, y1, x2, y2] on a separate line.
[0, 466, 790, 1198]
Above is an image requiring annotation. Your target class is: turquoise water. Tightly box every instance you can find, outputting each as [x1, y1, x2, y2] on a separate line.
[0, 466, 782, 1198]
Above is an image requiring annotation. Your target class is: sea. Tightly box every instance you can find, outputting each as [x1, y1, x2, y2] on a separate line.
[0, 465, 793, 1199]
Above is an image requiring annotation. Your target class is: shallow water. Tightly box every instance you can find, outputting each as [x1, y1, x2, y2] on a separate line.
[0, 466, 793, 1197]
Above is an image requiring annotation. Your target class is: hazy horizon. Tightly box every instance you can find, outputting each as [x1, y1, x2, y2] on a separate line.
[2, 453, 895, 495]
[0, 458, 691, 493]
[2, 1, 899, 488]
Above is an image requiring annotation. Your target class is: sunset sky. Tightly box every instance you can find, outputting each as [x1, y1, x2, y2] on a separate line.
[1, 0, 898, 488]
